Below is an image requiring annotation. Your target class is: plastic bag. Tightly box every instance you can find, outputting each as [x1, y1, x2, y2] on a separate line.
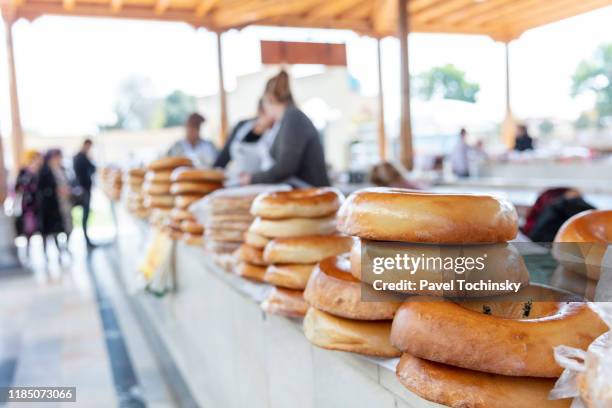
[138, 229, 174, 296]
[189, 184, 291, 230]
[550, 303, 612, 407]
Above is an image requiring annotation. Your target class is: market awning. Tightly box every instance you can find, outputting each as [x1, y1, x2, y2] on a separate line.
[2, 0, 612, 41]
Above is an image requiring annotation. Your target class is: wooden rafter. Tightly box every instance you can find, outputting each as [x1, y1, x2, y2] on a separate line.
[412, 0, 468, 23]
[340, 0, 372, 20]
[372, 0, 397, 37]
[435, 0, 517, 24]
[195, 0, 219, 18]
[500, 0, 612, 38]
[110, 0, 122, 13]
[154, 0, 170, 15]
[306, 0, 356, 19]
[210, 0, 327, 29]
[62, 0, 75, 11]
[472, 0, 552, 26]
[1, 0, 610, 41]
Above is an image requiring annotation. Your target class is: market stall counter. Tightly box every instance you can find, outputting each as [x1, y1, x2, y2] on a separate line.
[117, 212, 442, 408]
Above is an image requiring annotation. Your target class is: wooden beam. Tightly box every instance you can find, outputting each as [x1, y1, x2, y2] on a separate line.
[398, 0, 412, 170]
[4, 19, 23, 177]
[376, 39, 386, 161]
[14, 3, 215, 28]
[435, 0, 516, 24]
[412, 0, 472, 23]
[0, 134, 7, 203]
[154, 0, 170, 15]
[216, 32, 228, 145]
[195, 0, 219, 18]
[306, 0, 356, 19]
[408, 0, 440, 13]
[211, 0, 326, 29]
[501, 42, 515, 148]
[340, 0, 373, 21]
[110, 0, 122, 13]
[257, 15, 374, 35]
[63, 0, 76, 11]
[372, 0, 397, 37]
[472, 0, 549, 26]
[491, 0, 612, 37]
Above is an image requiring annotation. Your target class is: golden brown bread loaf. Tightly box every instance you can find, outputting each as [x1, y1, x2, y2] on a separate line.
[390, 285, 607, 377]
[251, 187, 344, 219]
[396, 353, 570, 408]
[338, 188, 518, 243]
[303, 308, 400, 358]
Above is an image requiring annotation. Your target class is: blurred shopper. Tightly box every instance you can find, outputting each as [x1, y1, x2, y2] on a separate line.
[167, 112, 218, 168]
[369, 162, 423, 190]
[239, 71, 330, 187]
[526, 188, 594, 242]
[214, 99, 275, 183]
[37, 149, 73, 261]
[514, 124, 534, 152]
[14, 149, 42, 255]
[73, 139, 96, 248]
[449, 128, 470, 177]
[468, 140, 489, 177]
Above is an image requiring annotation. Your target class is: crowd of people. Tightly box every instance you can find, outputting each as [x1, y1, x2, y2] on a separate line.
[13, 139, 97, 263]
[448, 124, 534, 178]
[10, 70, 330, 263]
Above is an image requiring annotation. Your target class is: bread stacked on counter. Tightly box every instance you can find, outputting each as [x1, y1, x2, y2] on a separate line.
[204, 194, 257, 266]
[100, 166, 123, 201]
[125, 167, 148, 218]
[168, 168, 224, 245]
[247, 188, 349, 318]
[551, 209, 611, 300]
[336, 188, 607, 408]
[143, 157, 192, 227]
[303, 253, 400, 357]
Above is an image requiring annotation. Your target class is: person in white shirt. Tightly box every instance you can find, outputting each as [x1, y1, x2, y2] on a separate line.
[167, 112, 218, 168]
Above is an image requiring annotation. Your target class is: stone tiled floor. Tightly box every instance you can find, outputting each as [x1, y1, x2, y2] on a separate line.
[0, 229, 175, 407]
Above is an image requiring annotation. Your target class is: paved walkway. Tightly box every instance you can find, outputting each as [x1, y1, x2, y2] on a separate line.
[0, 228, 175, 408]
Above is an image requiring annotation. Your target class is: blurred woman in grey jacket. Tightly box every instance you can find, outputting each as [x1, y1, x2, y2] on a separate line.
[239, 71, 330, 187]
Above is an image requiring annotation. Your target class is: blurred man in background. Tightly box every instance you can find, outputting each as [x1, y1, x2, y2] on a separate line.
[450, 128, 470, 178]
[167, 112, 218, 168]
[514, 124, 534, 152]
[73, 139, 96, 248]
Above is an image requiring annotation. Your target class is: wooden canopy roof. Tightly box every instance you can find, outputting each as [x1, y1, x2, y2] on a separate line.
[2, 0, 612, 41]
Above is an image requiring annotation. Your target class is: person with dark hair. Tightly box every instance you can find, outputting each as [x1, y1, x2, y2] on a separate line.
[167, 112, 218, 168]
[213, 99, 275, 182]
[239, 70, 330, 187]
[14, 149, 42, 256]
[73, 138, 96, 248]
[37, 149, 73, 262]
[514, 124, 534, 152]
[369, 162, 423, 190]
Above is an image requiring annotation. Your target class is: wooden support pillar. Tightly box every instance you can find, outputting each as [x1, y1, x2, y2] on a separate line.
[397, 0, 413, 170]
[4, 18, 24, 175]
[216, 31, 228, 145]
[376, 38, 386, 161]
[0, 135, 7, 203]
[501, 42, 516, 149]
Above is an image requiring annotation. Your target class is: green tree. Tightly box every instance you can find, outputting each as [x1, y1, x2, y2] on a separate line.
[572, 43, 612, 128]
[162, 90, 197, 128]
[538, 119, 555, 135]
[417, 64, 480, 103]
